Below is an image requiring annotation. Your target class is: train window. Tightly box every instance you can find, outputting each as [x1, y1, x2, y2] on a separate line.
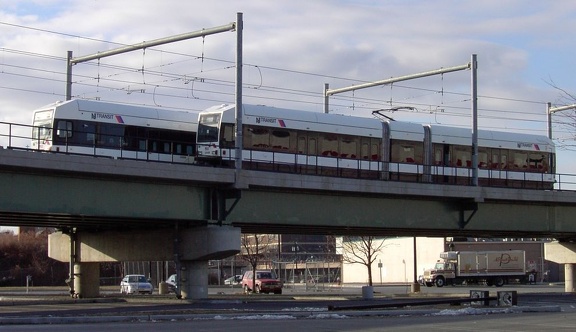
[222, 124, 235, 148]
[501, 153, 508, 169]
[308, 137, 317, 156]
[478, 148, 489, 168]
[249, 127, 269, 149]
[197, 124, 219, 142]
[297, 136, 306, 154]
[452, 146, 471, 167]
[360, 137, 372, 160]
[528, 153, 547, 171]
[271, 130, 291, 150]
[370, 139, 380, 161]
[361, 142, 369, 160]
[34, 124, 52, 140]
[391, 140, 421, 163]
[56, 121, 72, 138]
[320, 134, 339, 157]
[391, 143, 411, 163]
[434, 147, 443, 165]
[136, 139, 144, 151]
[243, 127, 252, 148]
[491, 151, 500, 169]
[199, 114, 221, 125]
[98, 124, 123, 148]
[272, 130, 290, 138]
[513, 152, 528, 169]
[73, 122, 96, 146]
[340, 136, 358, 158]
[123, 126, 141, 150]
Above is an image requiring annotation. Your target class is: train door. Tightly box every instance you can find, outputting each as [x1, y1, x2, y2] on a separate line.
[295, 133, 317, 173]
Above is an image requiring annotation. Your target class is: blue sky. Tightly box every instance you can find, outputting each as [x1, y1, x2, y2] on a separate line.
[1, 0, 576, 171]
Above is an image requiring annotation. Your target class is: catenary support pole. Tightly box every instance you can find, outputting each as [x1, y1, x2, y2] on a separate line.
[471, 54, 478, 186]
[235, 12, 244, 178]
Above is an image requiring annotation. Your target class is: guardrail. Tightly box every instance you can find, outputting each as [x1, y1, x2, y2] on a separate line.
[0, 121, 194, 164]
[215, 146, 572, 191]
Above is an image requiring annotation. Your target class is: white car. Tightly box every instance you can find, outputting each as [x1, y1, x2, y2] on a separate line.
[165, 274, 177, 293]
[224, 275, 242, 285]
[120, 274, 154, 294]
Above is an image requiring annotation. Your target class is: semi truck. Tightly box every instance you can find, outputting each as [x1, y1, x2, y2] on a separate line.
[422, 250, 529, 287]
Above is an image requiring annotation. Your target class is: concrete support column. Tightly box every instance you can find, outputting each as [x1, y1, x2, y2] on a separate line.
[73, 262, 100, 298]
[179, 261, 209, 299]
[48, 225, 240, 299]
[565, 263, 576, 293]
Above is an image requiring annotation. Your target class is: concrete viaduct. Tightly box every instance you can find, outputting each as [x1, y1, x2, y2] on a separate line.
[2, 147, 576, 299]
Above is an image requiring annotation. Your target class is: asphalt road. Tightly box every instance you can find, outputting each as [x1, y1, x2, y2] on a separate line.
[0, 283, 574, 329]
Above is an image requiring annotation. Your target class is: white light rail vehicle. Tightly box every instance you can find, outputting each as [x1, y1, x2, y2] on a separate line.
[196, 103, 555, 189]
[31, 99, 198, 163]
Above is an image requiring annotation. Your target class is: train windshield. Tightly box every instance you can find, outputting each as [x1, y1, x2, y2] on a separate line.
[32, 110, 54, 141]
[197, 113, 221, 143]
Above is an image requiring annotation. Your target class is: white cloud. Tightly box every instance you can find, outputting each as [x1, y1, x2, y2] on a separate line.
[0, 0, 575, 169]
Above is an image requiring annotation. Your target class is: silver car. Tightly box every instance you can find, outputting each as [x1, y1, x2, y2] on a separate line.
[120, 274, 153, 294]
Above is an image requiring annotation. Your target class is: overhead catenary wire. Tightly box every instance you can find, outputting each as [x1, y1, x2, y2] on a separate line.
[0, 21, 567, 135]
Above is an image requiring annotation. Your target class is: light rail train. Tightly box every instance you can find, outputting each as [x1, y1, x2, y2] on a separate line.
[196, 104, 555, 189]
[31, 99, 198, 163]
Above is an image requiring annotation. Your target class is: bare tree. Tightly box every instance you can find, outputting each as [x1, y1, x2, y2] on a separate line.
[240, 233, 276, 293]
[547, 79, 576, 150]
[341, 236, 386, 286]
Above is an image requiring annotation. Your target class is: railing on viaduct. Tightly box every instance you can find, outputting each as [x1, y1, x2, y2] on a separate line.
[2, 120, 576, 191]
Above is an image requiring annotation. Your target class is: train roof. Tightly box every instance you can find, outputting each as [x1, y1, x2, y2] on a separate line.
[204, 104, 384, 137]
[430, 125, 554, 152]
[35, 99, 198, 122]
[388, 121, 425, 141]
[33, 99, 198, 131]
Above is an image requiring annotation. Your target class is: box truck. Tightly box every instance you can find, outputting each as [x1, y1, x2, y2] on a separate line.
[422, 250, 528, 287]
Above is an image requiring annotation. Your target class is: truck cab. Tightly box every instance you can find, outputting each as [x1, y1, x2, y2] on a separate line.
[423, 260, 456, 287]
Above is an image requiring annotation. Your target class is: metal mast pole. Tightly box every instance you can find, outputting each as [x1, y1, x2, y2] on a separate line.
[547, 102, 553, 139]
[235, 12, 244, 177]
[471, 54, 478, 186]
[65, 51, 73, 101]
[324, 83, 329, 113]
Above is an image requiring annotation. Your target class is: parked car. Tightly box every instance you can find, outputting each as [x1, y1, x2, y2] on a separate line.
[224, 275, 242, 285]
[241, 270, 283, 294]
[165, 274, 177, 293]
[120, 274, 153, 294]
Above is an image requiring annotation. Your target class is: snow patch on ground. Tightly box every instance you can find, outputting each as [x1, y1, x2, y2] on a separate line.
[432, 307, 513, 316]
